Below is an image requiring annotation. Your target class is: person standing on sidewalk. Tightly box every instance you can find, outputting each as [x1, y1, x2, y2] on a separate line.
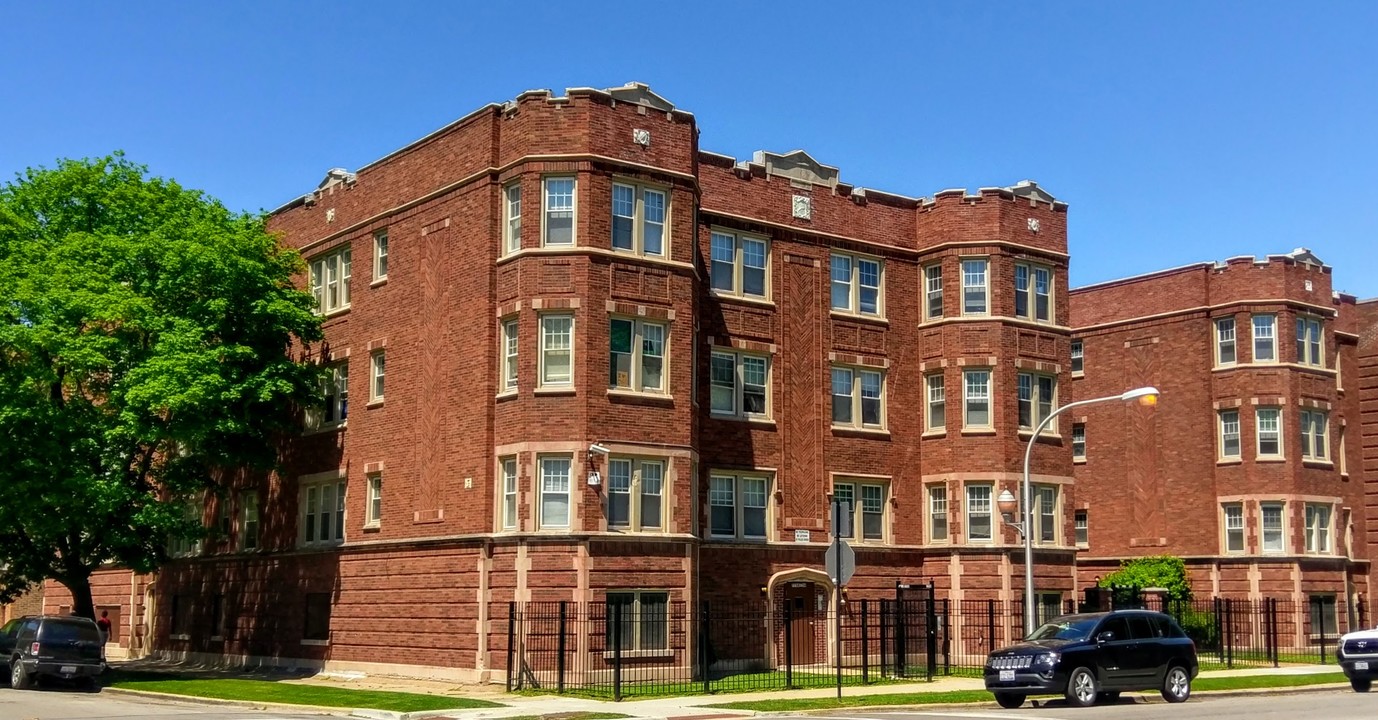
[96, 610, 112, 646]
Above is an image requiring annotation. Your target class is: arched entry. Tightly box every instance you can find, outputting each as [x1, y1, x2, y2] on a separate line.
[766, 568, 835, 668]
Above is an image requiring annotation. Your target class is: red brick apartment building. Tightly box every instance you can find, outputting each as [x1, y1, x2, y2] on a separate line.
[37, 83, 1378, 680]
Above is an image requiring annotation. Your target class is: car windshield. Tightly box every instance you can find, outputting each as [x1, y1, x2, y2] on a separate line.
[37, 619, 100, 643]
[1026, 616, 1100, 642]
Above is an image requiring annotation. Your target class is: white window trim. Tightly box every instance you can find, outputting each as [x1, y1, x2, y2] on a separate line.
[610, 180, 669, 257]
[537, 455, 574, 530]
[1256, 407, 1283, 459]
[1013, 262, 1054, 323]
[1259, 501, 1286, 554]
[238, 490, 260, 552]
[298, 477, 347, 548]
[504, 182, 522, 255]
[538, 313, 575, 389]
[830, 479, 890, 544]
[924, 373, 946, 434]
[709, 350, 771, 421]
[829, 252, 885, 318]
[1074, 509, 1088, 547]
[1218, 409, 1242, 461]
[368, 351, 385, 404]
[306, 362, 349, 430]
[927, 485, 949, 544]
[1215, 316, 1237, 367]
[501, 318, 519, 393]
[308, 245, 352, 315]
[1033, 484, 1060, 546]
[960, 257, 989, 316]
[1071, 423, 1086, 461]
[963, 369, 993, 430]
[1300, 409, 1329, 462]
[1304, 502, 1333, 555]
[1070, 339, 1084, 376]
[372, 229, 388, 282]
[924, 263, 944, 320]
[708, 472, 771, 541]
[1222, 503, 1245, 555]
[609, 317, 668, 395]
[168, 498, 204, 558]
[1295, 314, 1324, 367]
[965, 483, 994, 544]
[605, 457, 667, 533]
[830, 365, 886, 430]
[364, 474, 382, 529]
[1251, 314, 1277, 364]
[499, 457, 519, 530]
[541, 176, 577, 247]
[1017, 371, 1059, 435]
[708, 229, 770, 300]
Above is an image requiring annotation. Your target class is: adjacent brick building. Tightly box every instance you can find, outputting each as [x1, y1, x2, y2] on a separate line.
[42, 82, 1378, 680]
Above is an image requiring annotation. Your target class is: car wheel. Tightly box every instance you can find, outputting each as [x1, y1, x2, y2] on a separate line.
[994, 692, 1026, 709]
[10, 660, 28, 690]
[1162, 665, 1191, 703]
[1352, 678, 1372, 693]
[81, 677, 101, 694]
[1097, 691, 1121, 703]
[1065, 667, 1098, 707]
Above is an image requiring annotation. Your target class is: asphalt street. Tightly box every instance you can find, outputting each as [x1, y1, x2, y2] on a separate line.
[791, 689, 1376, 720]
[0, 687, 341, 720]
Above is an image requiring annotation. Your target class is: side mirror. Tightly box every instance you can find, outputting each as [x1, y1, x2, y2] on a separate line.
[1096, 631, 1115, 643]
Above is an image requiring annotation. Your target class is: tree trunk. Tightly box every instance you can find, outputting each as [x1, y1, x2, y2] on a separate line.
[59, 573, 96, 620]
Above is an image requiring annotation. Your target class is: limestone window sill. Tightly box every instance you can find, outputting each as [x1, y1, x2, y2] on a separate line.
[495, 389, 518, 400]
[832, 425, 891, 439]
[366, 399, 384, 409]
[303, 423, 347, 437]
[708, 291, 775, 308]
[1073, 457, 1087, 465]
[534, 386, 577, 396]
[607, 389, 674, 403]
[921, 430, 947, 439]
[1018, 430, 1062, 440]
[300, 639, 330, 647]
[711, 414, 776, 428]
[370, 278, 388, 288]
[961, 428, 997, 436]
[829, 310, 889, 326]
[1216, 458, 1243, 466]
[1256, 457, 1286, 464]
[1302, 460, 1334, 469]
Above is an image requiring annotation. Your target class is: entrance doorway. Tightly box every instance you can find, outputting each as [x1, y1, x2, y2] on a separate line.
[783, 581, 821, 666]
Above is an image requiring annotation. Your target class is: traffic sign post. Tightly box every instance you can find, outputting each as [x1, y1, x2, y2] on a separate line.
[829, 498, 856, 699]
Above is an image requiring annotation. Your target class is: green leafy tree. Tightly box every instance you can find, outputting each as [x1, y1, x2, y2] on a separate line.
[0, 153, 323, 618]
[1098, 555, 1193, 602]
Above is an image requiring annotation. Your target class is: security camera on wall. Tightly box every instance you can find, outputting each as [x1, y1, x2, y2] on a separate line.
[588, 443, 611, 456]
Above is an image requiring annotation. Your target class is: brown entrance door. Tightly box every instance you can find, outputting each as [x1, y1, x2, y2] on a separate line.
[784, 582, 817, 665]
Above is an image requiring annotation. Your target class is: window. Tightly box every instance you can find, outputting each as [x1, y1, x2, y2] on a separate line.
[928, 486, 948, 543]
[1017, 372, 1057, 433]
[169, 595, 192, 638]
[830, 253, 883, 316]
[500, 458, 518, 530]
[1305, 503, 1332, 554]
[831, 481, 887, 542]
[709, 231, 768, 299]
[1014, 263, 1052, 322]
[709, 474, 768, 540]
[1216, 317, 1236, 365]
[307, 363, 348, 430]
[501, 318, 519, 392]
[504, 183, 522, 254]
[1256, 408, 1282, 457]
[609, 319, 666, 393]
[961, 259, 988, 315]
[300, 478, 346, 547]
[365, 475, 382, 527]
[1300, 410, 1329, 461]
[168, 500, 203, 557]
[1223, 504, 1245, 553]
[1070, 340, 1083, 375]
[539, 314, 574, 387]
[709, 350, 769, 419]
[538, 456, 572, 529]
[925, 374, 946, 433]
[372, 230, 388, 280]
[963, 370, 991, 428]
[607, 458, 664, 531]
[966, 484, 992, 542]
[611, 182, 667, 256]
[924, 264, 943, 319]
[1219, 410, 1241, 459]
[1072, 423, 1086, 460]
[1296, 315, 1323, 366]
[543, 177, 576, 246]
[210, 595, 225, 640]
[830, 366, 885, 429]
[1252, 314, 1276, 362]
[1074, 509, 1088, 546]
[369, 351, 385, 403]
[1260, 502, 1285, 553]
[238, 490, 259, 551]
[303, 593, 331, 642]
[1035, 593, 1064, 627]
[1035, 485, 1059, 545]
[217, 496, 232, 538]
[605, 591, 668, 652]
[308, 245, 352, 314]
[1310, 595, 1338, 638]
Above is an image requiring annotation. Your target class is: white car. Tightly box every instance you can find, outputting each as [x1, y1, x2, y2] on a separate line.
[1337, 626, 1378, 692]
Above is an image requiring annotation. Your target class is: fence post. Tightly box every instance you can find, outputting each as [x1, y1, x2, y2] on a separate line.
[612, 602, 624, 701]
[505, 601, 517, 692]
[700, 601, 711, 694]
[1317, 597, 1328, 665]
[879, 599, 890, 678]
[783, 600, 794, 689]
[925, 582, 937, 681]
[942, 598, 951, 677]
[1225, 598, 1235, 669]
[1268, 598, 1279, 668]
[987, 599, 996, 659]
[1212, 597, 1224, 665]
[860, 600, 869, 684]
[895, 587, 907, 678]
[555, 601, 567, 694]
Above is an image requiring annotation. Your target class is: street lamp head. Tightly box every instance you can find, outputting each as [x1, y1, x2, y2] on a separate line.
[997, 489, 1019, 517]
[1119, 386, 1160, 406]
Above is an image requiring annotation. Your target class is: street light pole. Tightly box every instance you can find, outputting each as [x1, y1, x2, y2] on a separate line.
[1004, 386, 1160, 637]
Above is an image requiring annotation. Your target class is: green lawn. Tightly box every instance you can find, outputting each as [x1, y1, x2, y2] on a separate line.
[108, 676, 503, 713]
[529, 669, 903, 700]
[704, 671, 1351, 712]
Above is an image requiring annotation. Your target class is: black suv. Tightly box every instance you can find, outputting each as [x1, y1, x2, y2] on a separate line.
[1, 615, 105, 691]
[984, 610, 1198, 708]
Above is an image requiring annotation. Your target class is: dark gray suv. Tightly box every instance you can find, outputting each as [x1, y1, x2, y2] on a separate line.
[1, 615, 105, 691]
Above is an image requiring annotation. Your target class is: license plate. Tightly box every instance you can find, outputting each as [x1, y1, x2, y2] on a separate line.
[999, 669, 1016, 682]
[59, 665, 76, 675]
[1357, 661, 1370, 670]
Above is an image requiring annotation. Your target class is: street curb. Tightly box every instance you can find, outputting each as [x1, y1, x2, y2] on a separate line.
[101, 686, 488, 719]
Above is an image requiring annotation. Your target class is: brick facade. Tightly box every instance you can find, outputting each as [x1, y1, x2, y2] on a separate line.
[42, 83, 1377, 680]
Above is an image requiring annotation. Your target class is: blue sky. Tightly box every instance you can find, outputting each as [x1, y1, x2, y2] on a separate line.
[4, 2, 1375, 296]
